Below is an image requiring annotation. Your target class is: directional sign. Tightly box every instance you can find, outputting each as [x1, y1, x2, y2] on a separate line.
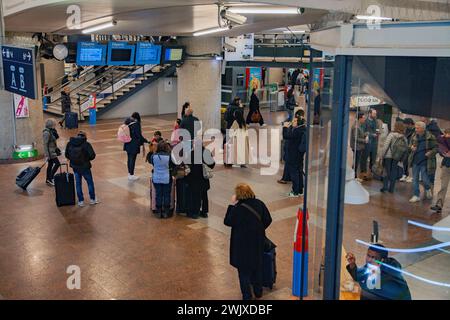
[2, 45, 37, 99]
[14, 94, 30, 118]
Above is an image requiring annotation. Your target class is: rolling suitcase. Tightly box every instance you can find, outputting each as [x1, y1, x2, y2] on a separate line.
[150, 179, 176, 214]
[262, 248, 277, 290]
[54, 164, 76, 207]
[16, 162, 46, 190]
[65, 112, 78, 129]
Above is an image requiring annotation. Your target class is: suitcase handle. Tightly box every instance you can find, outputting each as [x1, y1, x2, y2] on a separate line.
[58, 163, 70, 174]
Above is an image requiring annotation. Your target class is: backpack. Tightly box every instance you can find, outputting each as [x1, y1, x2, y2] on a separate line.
[391, 136, 409, 162]
[68, 145, 85, 166]
[117, 124, 132, 143]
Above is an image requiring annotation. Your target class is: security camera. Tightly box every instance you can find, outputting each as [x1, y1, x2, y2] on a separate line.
[223, 42, 236, 52]
[220, 10, 247, 25]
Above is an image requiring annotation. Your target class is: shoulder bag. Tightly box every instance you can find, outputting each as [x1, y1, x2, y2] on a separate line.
[240, 203, 276, 252]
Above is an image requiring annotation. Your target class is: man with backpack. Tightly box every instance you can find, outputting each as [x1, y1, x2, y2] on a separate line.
[379, 122, 409, 193]
[65, 131, 99, 207]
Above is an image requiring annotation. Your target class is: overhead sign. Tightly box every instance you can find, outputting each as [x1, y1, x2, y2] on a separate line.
[351, 95, 382, 107]
[2, 45, 37, 99]
[14, 94, 30, 118]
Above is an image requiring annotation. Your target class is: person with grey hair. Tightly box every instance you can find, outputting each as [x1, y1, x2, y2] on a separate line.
[43, 119, 61, 186]
[408, 121, 438, 203]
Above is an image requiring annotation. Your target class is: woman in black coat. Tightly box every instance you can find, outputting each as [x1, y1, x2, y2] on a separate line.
[246, 89, 264, 126]
[124, 113, 149, 180]
[224, 183, 272, 300]
[184, 141, 215, 219]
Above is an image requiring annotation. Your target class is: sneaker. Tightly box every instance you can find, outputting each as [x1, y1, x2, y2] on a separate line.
[431, 204, 442, 213]
[90, 199, 100, 205]
[425, 190, 433, 200]
[128, 175, 139, 181]
[399, 175, 407, 182]
[288, 192, 300, 198]
[277, 180, 288, 184]
[406, 177, 413, 183]
[46, 179, 55, 186]
[78, 201, 85, 207]
[409, 196, 421, 203]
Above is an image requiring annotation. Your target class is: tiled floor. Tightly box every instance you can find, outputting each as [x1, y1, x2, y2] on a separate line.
[0, 109, 448, 300]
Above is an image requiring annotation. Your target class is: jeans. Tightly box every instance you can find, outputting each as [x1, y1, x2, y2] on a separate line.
[238, 269, 263, 300]
[382, 158, 399, 193]
[286, 163, 303, 195]
[46, 157, 61, 181]
[362, 143, 377, 173]
[74, 168, 96, 202]
[127, 153, 138, 175]
[412, 164, 431, 197]
[154, 180, 172, 209]
[353, 149, 364, 177]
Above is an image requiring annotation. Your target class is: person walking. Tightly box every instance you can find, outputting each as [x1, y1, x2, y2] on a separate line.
[400, 118, 416, 183]
[284, 88, 297, 123]
[224, 183, 273, 300]
[282, 117, 306, 197]
[409, 121, 438, 203]
[362, 109, 383, 180]
[431, 128, 450, 213]
[65, 131, 99, 207]
[180, 107, 200, 141]
[150, 141, 175, 219]
[124, 113, 149, 181]
[58, 87, 72, 128]
[184, 140, 216, 219]
[43, 119, 61, 186]
[350, 114, 368, 180]
[380, 122, 408, 193]
[229, 111, 251, 168]
[246, 88, 265, 126]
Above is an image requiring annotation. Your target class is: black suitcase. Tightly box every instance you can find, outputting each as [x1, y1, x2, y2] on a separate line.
[54, 164, 76, 207]
[262, 248, 277, 290]
[65, 112, 78, 129]
[16, 162, 46, 190]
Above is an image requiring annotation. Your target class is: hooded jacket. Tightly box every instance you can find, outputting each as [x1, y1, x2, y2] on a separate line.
[65, 136, 96, 170]
[43, 128, 59, 159]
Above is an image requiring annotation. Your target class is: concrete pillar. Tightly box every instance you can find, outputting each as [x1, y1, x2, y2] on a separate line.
[177, 37, 222, 131]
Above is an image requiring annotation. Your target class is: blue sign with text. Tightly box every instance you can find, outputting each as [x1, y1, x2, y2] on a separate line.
[2, 45, 37, 99]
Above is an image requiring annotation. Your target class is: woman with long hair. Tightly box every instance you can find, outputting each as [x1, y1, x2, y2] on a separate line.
[246, 88, 265, 126]
[229, 111, 251, 168]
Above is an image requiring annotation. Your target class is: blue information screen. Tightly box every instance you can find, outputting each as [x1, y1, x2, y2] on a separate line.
[135, 43, 161, 65]
[163, 47, 184, 63]
[107, 42, 135, 66]
[2, 45, 37, 99]
[77, 42, 107, 66]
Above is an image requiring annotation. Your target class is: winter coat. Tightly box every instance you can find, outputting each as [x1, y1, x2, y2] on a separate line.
[380, 132, 406, 159]
[224, 198, 272, 273]
[347, 258, 411, 300]
[408, 131, 438, 174]
[427, 121, 443, 139]
[65, 136, 96, 170]
[225, 103, 242, 129]
[61, 92, 72, 113]
[283, 125, 305, 165]
[124, 121, 148, 155]
[180, 114, 200, 140]
[184, 147, 215, 193]
[350, 123, 367, 151]
[437, 135, 450, 168]
[43, 128, 59, 159]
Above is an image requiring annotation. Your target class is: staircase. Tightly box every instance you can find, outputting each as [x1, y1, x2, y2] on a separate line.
[44, 64, 177, 120]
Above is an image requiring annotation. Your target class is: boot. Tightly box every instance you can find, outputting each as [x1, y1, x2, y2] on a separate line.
[162, 206, 170, 219]
[156, 206, 163, 219]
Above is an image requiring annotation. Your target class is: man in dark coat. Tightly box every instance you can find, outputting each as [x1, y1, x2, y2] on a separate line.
[123, 117, 149, 180]
[59, 87, 72, 128]
[346, 244, 411, 300]
[184, 140, 215, 219]
[65, 131, 98, 207]
[224, 184, 272, 300]
[283, 117, 306, 197]
[180, 107, 200, 141]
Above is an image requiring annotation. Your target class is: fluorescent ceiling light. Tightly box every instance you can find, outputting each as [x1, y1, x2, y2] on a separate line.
[82, 21, 116, 34]
[355, 15, 392, 20]
[193, 27, 229, 37]
[283, 30, 306, 34]
[228, 7, 301, 14]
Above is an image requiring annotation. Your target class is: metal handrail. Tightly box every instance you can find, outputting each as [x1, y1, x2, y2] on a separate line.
[45, 65, 105, 94]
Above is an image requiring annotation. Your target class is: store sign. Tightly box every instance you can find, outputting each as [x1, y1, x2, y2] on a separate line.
[351, 95, 382, 107]
[14, 94, 30, 118]
[2, 45, 37, 99]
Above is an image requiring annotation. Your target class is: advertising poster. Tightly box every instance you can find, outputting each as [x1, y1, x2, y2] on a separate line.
[246, 67, 262, 90]
[313, 68, 324, 91]
[14, 94, 30, 118]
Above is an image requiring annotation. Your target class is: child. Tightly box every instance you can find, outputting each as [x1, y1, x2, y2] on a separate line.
[152, 131, 162, 144]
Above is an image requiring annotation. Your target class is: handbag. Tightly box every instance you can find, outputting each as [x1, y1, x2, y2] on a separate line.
[55, 147, 62, 157]
[202, 164, 214, 180]
[172, 164, 190, 179]
[240, 203, 276, 252]
[251, 111, 261, 123]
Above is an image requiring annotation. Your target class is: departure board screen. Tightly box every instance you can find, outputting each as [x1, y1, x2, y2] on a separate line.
[107, 42, 135, 66]
[162, 46, 185, 63]
[76, 42, 107, 66]
[135, 43, 161, 65]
